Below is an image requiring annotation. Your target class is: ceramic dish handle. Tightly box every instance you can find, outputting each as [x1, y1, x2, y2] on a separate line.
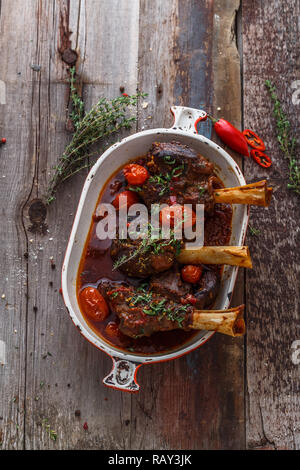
[103, 356, 142, 392]
[170, 105, 207, 134]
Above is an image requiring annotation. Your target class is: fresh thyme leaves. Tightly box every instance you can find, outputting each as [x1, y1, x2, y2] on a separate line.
[143, 299, 167, 316]
[110, 291, 119, 299]
[159, 231, 182, 256]
[120, 286, 188, 328]
[128, 186, 142, 192]
[112, 224, 182, 271]
[171, 163, 185, 178]
[149, 175, 167, 185]
[131, 292, 153, 306]
[112, 254, 129, 271]
[166, 304, 188, 326]
[131, 294, 186, 326]
[42, 418, 57, 441]
[143, 308, 158, 316]
[265, 80, 300, 195]
[148, 163, 185, 195]
[148, 174, 170, 196]
[46, 67, 146, 203]
[163, 155, 176, 164]
[248, 225, 260, 237]
[198, 186, 206, 197]
[69, 67, 84, 130]
[137, 282, 150, 292]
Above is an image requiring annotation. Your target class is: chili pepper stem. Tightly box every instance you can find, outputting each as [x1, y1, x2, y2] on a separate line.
[207, 114, 218, 124]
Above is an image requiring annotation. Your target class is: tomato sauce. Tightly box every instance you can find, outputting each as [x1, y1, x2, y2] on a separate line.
[76, 155, 232, 354]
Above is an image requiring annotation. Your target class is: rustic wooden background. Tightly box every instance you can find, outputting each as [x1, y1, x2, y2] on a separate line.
[0, 0, 299, 450]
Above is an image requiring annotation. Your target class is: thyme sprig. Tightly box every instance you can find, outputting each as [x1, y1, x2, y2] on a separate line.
[124, 289, 188, 326]
[112, 224, 182, 271]
[46, 67, 146, 203]
[248, 225, 260, 237]
[41, 418, 57, 441]
[265, 80, 300, 195]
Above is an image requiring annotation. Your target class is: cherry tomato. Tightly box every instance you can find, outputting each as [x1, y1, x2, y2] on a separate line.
[79, 287, 109, 322]
[123, 164, 149, 185]
[112, 190, 140, 210]
[160, 204, 196, 229]
[105, 321, 120, 337]
[181, 265, 203, 284]
[180, 294, 197, 305]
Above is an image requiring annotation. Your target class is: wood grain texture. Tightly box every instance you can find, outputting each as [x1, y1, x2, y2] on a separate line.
[22, 0, 141, 450]
[3, 0, 298, 451]
[0, 0, 140, 450]
[0, 0, 42, 449]
[0, 0, 246, 450]
[242, 0, 300, 450]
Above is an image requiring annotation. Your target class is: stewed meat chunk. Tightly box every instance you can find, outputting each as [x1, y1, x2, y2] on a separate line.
[149, 141, 214, 178]
[139, 141, 216, 212]
[111, 236, 180, 278]
[106, 285, 193, 338]
[150, 268, 192, 302]
[150, 265, 220, 309]
[194, 268, 220, 309]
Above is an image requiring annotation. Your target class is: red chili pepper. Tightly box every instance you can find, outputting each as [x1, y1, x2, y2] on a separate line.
[209, 116, 249, 157]
[122, 93, 129, 97]
[243, 129, 266, 151]
[250, 149, 272, 168]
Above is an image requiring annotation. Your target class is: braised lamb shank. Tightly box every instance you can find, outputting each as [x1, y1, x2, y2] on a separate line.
[139, 141, 221, 212]
[104, 283, 244, 338]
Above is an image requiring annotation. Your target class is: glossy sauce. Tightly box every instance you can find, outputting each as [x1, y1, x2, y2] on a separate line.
[77, 155, 232, 354]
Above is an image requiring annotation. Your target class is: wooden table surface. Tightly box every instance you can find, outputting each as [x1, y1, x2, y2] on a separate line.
[0, 0, 299, 450]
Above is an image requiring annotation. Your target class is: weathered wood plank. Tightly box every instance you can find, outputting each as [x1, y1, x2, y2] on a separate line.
[242, 0, 300, 450]
[0, 0, 44, 449]
[21, 0, 141, 450]
[0, 0, 247, 450]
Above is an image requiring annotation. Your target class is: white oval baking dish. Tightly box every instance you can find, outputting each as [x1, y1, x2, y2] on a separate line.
[61, 106, 249, 392]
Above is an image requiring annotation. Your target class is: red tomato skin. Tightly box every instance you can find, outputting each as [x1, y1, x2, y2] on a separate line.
[105, 321, 120, 337]
[181, 265, 203, 284]
[180, 294, 197, 305]
[123, 164, 149, 185]
[160, 204, 196, 229]
[79, 287, 109, 322]
[112, 190, 139, 210]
